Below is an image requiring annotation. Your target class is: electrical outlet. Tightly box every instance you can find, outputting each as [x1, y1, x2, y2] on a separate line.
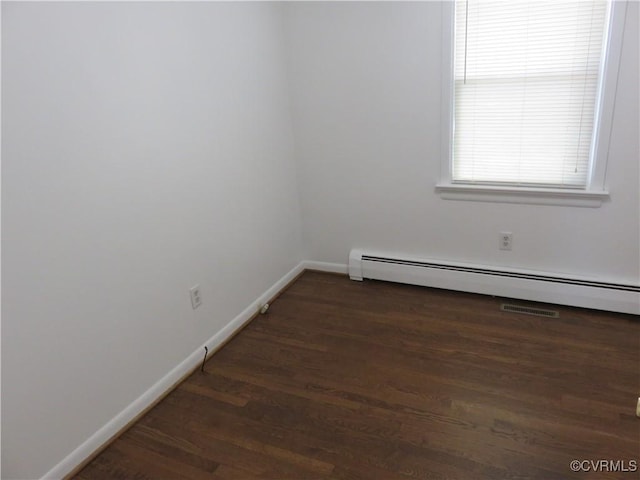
[500, 232, 513, 251]
[190, 285, 202, 309]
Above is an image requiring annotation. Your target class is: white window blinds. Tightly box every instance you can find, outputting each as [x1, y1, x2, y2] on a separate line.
[453, 0, 610, 188]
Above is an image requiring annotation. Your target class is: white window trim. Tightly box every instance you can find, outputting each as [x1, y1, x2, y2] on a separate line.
[437, 0, 627, 208]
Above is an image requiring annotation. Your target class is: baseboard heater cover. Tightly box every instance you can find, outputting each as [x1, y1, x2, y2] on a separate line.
[348, 249, 640, 315]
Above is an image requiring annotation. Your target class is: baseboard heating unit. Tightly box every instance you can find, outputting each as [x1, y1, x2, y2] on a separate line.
[348, 249, 640, 315]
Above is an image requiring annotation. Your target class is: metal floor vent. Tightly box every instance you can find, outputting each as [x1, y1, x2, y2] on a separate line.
[500, 303, 559, 318]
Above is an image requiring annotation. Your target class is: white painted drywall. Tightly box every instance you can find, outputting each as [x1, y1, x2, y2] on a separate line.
[1, 3, 302, 478]
[285, 1, 640, 285]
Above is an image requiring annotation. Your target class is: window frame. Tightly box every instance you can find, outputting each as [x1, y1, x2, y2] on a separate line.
[437, 0, 627, 207]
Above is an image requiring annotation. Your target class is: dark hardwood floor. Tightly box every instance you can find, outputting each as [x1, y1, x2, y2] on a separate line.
[75, 271, 639, 479]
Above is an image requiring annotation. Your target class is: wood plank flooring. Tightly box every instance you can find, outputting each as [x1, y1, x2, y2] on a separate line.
[75, 271, 639, 479]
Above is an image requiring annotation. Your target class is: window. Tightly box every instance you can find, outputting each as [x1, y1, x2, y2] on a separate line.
[438, 0, 627, 206]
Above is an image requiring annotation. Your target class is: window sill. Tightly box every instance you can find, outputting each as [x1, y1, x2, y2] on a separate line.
[435, 183, 609, 207]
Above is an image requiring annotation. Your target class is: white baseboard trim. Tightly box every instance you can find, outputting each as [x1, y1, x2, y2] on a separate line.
[302, 260, 348, 274]
[41, 262, 306, 480]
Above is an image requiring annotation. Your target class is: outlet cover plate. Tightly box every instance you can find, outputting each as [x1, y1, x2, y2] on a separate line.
[190, 285, 202, 309]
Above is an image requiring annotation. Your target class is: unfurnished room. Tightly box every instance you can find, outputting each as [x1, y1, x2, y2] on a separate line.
[1, 1, 639, 479]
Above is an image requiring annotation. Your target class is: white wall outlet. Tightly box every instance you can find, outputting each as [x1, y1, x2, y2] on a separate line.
[500, 232, 513, 251]
[190, 285, 202, 309]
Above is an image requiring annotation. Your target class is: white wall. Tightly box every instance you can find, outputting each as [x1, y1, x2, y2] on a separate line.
[1, 3, 302, 478]
[285, 1, 640, 285]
